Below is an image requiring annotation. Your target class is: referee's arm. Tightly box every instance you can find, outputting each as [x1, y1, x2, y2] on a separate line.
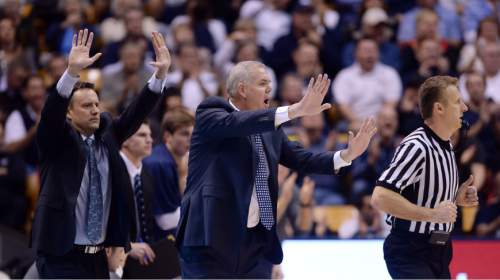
[371, 187, 455, 223]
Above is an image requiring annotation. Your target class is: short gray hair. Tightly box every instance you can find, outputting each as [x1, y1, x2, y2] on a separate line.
[226, 61, 266, 97]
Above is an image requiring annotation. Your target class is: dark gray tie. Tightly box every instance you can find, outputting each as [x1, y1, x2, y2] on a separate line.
[85, 138, 103, 244]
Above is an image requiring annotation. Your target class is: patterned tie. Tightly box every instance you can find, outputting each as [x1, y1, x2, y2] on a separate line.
[134, 174, 150, 243]
[251, 134, 274, 230]
[85, 138, 103, 244]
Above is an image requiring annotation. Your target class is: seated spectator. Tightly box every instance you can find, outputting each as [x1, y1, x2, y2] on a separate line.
[480, 108, 500, 173]
[270, 4, 323, 79]
[397, 0, 461, 45]
[0, 17, 34, 79]
[276, 165, 316, 240]
[333, 38, 401, 129]
[101, 40, 154, 114]
[0, 119, 28, 232]
[342, 7, 400, 70]
[300, 114, 347, 205]
[143, 108, 194, 239]
[460, 42, 500, 104]
[462, 0, 500, 43]
[292, 41, 323, 86]
[399, 9, 458, 80]
[458, 17, 500, 73]
[120, 122, 158, 265]
[280, 73, 304, 106]
[475, 171, 500, 238]
[3, 75, 46, 169]
[171, 0, 227, 54]
[44, 55, 68, 91]
[164, 43, 218, 112]
[351, 106, 401, 202]
[338, 192, 390, 239]
[402, 37, 451, 85]
[0, 58, 31, 114]
[213, 19, 277, 98]
[100, 7, 154, 67]
[239, 0, 292, 52]
[462, 72, 494, 140]
[45, 0, 96, 55]
[100, 0, 160, 45]
[397, 79, 424, 137]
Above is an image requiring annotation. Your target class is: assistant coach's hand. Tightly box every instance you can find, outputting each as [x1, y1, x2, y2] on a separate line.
[149, 31, 171, 80]
[67, 29, 101, 77]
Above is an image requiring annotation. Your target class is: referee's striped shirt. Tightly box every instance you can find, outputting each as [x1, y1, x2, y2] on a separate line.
[376, 124, 459, 234]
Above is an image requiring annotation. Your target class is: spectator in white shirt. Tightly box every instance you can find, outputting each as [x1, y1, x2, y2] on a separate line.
[460, 41, 500, 103]
[165, 43, 218, 112]
[239, 0, 292, 51]
[332, 38, 401, 129]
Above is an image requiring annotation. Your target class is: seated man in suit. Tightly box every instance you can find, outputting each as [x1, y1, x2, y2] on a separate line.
[119, 122, 157, 267]
[177, 61, 378, 278]
[31, 29, 172, 278]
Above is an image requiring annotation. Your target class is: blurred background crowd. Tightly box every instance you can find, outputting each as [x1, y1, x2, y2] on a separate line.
[1, 0, 500, 277]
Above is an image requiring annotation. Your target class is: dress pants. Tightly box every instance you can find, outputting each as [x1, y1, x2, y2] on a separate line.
[36, 247, 109, 279]
[383, 229, 453, 279]
[180, 223, 274, 279]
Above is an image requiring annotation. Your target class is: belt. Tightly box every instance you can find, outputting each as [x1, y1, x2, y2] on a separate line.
[390, 228, 451, 245]
[73, 244, 105, 254]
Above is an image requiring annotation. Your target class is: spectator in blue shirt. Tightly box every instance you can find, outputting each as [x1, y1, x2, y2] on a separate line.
[397, 0, 461, 45]
[143, 108, 194, 239]
[462, 0, 500, 43]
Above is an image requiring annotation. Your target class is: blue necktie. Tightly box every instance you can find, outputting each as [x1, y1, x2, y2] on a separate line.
[252, 134, 274, 230]
[134, 174, 150, 243]
[85, 138, 103, 244]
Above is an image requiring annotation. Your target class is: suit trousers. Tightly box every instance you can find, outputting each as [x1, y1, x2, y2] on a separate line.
[383, 230, 453, 279]
[180, 223, 273, 279]
[36, 247, 109, 279]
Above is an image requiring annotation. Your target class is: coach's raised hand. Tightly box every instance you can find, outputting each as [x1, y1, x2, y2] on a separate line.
[67, 29, 102, 77]
[288, 74, 331, 119]
[149, 31, 171, 80]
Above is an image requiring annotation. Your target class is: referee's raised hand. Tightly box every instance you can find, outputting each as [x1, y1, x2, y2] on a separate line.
[431, 201, 457, 223]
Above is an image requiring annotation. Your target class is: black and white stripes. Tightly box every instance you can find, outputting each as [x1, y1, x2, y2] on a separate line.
[376, 125, 459, 234]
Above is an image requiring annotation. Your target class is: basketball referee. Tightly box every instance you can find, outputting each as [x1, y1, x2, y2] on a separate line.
[371, 76, 479, 279]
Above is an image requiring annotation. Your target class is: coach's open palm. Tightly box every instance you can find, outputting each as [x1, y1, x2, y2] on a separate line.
[68, 29, 101, 77]
[149, 31, 171, 80]
[342, 118, 377, 162]
[288, 74, 331, 119]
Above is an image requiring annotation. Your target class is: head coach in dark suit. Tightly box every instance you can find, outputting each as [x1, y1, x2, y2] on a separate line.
[176, 61, 378, 278]
[30, 29, 172, 278]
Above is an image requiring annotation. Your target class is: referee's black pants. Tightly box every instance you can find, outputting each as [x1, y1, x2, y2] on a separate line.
[383, 230, 452, 279]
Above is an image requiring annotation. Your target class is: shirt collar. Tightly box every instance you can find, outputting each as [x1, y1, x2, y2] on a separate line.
[81, 134, 95, 141]
[422, 124, 452, 151]
[119, 151, 142, 178]
[228, 99, 240, 111]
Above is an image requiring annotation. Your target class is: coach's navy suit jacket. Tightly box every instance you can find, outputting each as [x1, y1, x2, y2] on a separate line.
[176, 97, 335, 268]
[30, 85, 161, 256]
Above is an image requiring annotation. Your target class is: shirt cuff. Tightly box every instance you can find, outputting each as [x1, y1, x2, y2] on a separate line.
[147, 72, 168, 94]
[56, 70, 80, 98]
[275, 106, 290, 127]
[333, 150, 351, 171]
